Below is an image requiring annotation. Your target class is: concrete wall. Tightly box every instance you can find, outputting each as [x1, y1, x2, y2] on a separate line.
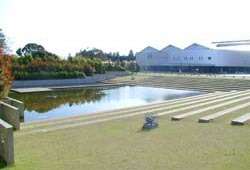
[3, 98, 24, 119]
[0, 119, 14, 165]
[12, 71, 129, 88]
[0, 102, 19, 130]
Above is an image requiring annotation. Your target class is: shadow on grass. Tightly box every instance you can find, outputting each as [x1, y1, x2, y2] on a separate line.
[0, 159, 6, 169]
[136, 126, 159, 133]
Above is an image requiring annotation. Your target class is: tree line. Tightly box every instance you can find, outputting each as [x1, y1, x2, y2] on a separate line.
[75, 48, 135, 62]
[1, 29, 139, 81]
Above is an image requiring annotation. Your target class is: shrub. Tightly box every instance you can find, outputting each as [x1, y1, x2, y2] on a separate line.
[12, 60, 88, 80]
[0, 55, 13, 98]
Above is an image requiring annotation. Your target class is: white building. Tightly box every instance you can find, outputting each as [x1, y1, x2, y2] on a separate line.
[136, 43, 250, 73]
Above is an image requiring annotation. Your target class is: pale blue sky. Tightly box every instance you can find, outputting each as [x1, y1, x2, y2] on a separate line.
[1, 0, 250, 57]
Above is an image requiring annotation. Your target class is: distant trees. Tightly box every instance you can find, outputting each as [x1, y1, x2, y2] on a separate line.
[126, 62, 140, 73]
[16, 43, 60, 63]
[12, 46, 107, 80]
[128, 50, 134, 58]
[75, 48, 136, 62]
[11, 43, 137, 80]
[0, 29, 7, 55]
[75, 48, 106, 60]
[75, 48, 137, 73]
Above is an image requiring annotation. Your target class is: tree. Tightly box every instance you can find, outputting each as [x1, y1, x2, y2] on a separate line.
[128, 49, 134, 58]
[21, 43, 45, 56]
[0, 29, 13, 98]
[75, 48, 107, 60]
[16, 48, 23, 56]
[16, 43, 60, 62]
[127, 62, 139, 73]
[0, 29, 6, 55]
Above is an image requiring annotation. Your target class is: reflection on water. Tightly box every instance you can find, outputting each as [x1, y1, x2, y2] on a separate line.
[9, 86, 203, 122]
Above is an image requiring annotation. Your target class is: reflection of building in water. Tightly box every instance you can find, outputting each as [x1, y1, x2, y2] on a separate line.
[136, 43, 250, 73]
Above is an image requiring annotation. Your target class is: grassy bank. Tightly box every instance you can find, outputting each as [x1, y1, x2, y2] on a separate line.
[6, 114, 250, 170]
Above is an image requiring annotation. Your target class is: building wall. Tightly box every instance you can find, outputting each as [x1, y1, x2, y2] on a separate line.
[136, 48, 250, 69]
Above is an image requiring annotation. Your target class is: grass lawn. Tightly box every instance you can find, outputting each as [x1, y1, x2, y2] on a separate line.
[5, 114, 250, 170]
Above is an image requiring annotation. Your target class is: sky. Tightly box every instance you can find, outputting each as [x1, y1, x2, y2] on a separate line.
[1, 0, 250, 58]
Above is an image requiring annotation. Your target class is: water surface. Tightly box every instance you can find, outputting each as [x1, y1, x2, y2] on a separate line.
[10, 86, 203, 122]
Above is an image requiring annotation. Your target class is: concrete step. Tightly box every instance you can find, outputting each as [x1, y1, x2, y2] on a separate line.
[199, 102, 250, 123]
[231, 112, 250, 125]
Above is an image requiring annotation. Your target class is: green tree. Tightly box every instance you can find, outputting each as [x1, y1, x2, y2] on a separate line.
[16, 48, 23, 56]
[21, 43, 45, 56]
[0, 29, 6, 55]
[16, 43, 60, 62]
[128, 49, 134, 57]
[127, 62, 139, 72]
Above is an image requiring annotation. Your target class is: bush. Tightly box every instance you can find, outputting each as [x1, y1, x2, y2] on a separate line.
[0, 55, 13, 98]
[12, 54, 127, 80]
[12, 61, 88, 80]
[13, 71, 86, 80]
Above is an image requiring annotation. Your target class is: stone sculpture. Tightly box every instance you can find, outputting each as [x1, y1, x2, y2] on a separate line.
[142, 113, 158, 130]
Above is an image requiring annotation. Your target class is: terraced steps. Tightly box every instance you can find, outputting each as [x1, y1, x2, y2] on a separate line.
[199, 102, 250, 123]
[231, 113, 250, 125]
[171, 95, 250, 121]
[107, 74, 250, 92]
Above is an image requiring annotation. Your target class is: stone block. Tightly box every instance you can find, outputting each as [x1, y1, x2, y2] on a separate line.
[0, 119, 14, 165]
[0, 102, 19, 130]
[4, 97, 24, 118]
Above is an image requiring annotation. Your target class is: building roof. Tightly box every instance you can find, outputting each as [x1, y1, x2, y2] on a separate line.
[140, 46, 159, 53]
[184, 43, 210, 50]
[161, 45, 182, 52]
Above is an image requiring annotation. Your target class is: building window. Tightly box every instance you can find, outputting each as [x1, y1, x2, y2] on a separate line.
[188, 56, 193, 60]
[208, 57, 212, 60]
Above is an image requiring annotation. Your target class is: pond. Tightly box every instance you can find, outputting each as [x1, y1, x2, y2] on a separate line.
[9, 86, 203, 122]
